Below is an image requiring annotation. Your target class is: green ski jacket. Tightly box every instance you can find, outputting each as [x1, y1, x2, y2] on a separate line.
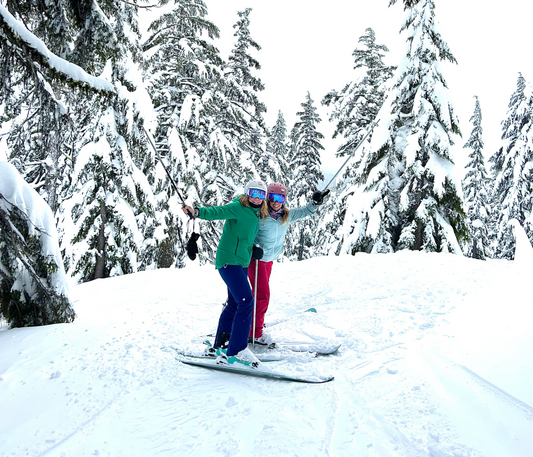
[197, 197, 260, 269]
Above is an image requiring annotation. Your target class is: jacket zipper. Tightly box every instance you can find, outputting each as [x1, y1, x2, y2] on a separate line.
[235, 238, 240, 255]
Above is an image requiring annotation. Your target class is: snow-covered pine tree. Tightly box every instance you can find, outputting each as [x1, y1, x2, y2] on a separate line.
[0, 161, 75, 328]
[318, 28, 394, 255]
[60, 104, 154, 282]
[323, 28, 394, 156]
[461, 96, 492, 260]
[260, 110, 289, 184]
[285, 92, 324, 261]
[0, 2, 77, 215]
[489, 73, 533, 259]
[57, 1, 157, 281]
[222, 8, 267, 184]
[1, 1, 158, 282]
[357, 0, 467, 253]
[143, 0, 222, 268]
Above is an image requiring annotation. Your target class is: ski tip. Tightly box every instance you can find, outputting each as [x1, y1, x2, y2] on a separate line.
[302, 375, 335, 384]
[305, 307, 317, 313]
[179, 358, 334, 384]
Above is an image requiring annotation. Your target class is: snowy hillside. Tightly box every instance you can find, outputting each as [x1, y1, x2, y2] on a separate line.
[1, 252, 532, 457]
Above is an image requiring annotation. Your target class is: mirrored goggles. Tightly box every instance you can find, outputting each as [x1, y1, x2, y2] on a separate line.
[247, 188, 266, 200]
[268, 193, 285, 204]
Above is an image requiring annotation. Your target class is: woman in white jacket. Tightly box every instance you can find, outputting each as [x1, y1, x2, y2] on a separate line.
[248, 182, 329, 345]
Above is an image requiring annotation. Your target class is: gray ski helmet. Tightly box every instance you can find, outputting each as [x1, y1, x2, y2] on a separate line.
[244, 179, 267, 194]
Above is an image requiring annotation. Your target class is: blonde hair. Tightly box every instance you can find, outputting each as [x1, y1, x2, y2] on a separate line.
[239, 194, 269, 220]
[280, 207, 290, 225]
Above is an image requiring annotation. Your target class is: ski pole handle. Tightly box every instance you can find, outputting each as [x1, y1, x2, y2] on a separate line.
[182, 205, 195, 219]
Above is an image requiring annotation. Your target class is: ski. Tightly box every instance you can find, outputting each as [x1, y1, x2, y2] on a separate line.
[254, 341, 341, 356]
[264, 307, 317, 328]
[200, 338, 340, 357]
[173, 342, 319, 362]
[178, 357, 334, 384]
[205, 338, 340, 357]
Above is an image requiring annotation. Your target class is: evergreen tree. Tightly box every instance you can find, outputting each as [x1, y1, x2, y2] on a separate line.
[319, 28, 394, 255]
[60, 104, 155, 282]
[1, 1, 157, 282]
[1, 2, 78, 214]
[222, 7, 267, 184]
[260, 110, 288, 184]
[285, 92, 324, 261]
[143, 0, 222, 268]
[462, 96, 491, 260]
[350, 0, 467, 254]
[489, 73, 533, 259]
[56, 1, 157, 281]
[323, 28, 394, 156]
[0, 162, 75, 328]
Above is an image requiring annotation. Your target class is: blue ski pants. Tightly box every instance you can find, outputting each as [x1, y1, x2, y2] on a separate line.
[215, 265, 254, 356]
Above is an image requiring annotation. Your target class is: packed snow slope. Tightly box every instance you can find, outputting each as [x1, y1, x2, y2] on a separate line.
[1, 252, 532, 457]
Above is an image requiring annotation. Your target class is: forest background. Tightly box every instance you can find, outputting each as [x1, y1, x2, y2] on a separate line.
[1, 0, 533, 328]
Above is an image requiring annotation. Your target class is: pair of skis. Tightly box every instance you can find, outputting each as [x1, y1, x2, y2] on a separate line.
[176, 331, 339, 383]
[177, 338, 340, 361]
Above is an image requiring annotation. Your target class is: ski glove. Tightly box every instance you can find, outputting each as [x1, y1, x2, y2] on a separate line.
[312, 189, 330, 206]
[252, 245, 264, 260]
[187, 232, 200, 260]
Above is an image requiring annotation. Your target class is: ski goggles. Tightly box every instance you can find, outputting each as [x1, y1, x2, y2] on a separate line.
[247, 188, 266, 200]
[268, 193, 285, 204]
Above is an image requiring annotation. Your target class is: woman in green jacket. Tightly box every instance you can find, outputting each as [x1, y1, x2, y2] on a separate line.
[182, 180, 268, 368]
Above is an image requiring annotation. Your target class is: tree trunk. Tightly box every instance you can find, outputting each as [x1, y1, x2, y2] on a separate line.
[414, 220, 423, 251]
[157, 239, 175, 268]
[298, 228, 305, 261]
[94, 202, 107, 279]
[472, 239, 478, 259]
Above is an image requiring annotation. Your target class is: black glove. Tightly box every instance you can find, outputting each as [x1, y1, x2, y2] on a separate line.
[186, 232, 200, 260]
[252, 245, 264, 260]
[312, 189, 330, 206]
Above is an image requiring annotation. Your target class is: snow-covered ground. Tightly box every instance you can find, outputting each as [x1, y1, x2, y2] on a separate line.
[1, 252, 532, 457]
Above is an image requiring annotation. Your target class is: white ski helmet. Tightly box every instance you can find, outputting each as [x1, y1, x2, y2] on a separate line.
[244, 179, 267, 195]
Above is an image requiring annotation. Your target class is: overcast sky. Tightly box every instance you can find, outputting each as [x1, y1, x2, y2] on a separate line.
[202, 0, 533, 175]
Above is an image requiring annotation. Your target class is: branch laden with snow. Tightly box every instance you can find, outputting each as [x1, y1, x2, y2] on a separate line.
[0, 5, 115, 94]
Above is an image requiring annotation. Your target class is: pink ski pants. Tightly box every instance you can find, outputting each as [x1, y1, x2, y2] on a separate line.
[247, 260, 273, 338]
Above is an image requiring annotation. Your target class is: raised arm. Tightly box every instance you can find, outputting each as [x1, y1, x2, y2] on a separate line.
[199, 201, 244, 221]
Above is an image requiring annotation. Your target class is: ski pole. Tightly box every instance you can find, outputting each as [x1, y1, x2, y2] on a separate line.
[322, 119, 380, 191]
[252, 259, 258, 347]
[143, 126, 193, 218]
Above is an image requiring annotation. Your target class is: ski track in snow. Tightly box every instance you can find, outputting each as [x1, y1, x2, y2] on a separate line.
[1, 252, 532, 456]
